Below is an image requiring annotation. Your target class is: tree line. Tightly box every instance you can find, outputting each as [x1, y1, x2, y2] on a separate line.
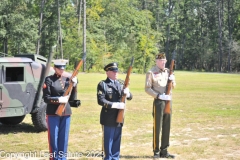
[0, 0, 240, 73]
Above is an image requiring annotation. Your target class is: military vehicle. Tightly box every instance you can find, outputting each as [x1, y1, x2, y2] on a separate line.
[0, 54, 72, 131]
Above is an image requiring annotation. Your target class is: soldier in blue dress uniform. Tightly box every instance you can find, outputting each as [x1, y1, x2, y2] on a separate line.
[97, 62, 133, 160]
[43, 59, 79, 160]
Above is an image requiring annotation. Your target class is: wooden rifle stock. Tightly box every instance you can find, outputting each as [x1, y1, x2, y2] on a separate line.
[55, 59, 83, 116]
[116, 57, 134, 123]
[164, 51, 175, 114]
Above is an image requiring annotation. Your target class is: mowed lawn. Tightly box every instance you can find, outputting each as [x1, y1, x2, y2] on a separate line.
[0, 71, 240, 160]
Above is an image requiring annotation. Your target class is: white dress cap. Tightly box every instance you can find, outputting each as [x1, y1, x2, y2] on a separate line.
[52, 59, 68, 65]
[52, 59, 68, 69]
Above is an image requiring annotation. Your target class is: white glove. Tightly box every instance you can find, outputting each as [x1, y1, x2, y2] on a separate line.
[158, 93, 171, 101]
[112, 102, 125, 109]
[58, 96, 69, 103]
[169, 74, 175, 81]
[123, 87, 130, 98]
[71, 76, 78, 87]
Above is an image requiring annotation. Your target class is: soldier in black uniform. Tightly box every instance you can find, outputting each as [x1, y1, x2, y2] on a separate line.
[43, 59, 79, 160]
[97, 62, 133, 160]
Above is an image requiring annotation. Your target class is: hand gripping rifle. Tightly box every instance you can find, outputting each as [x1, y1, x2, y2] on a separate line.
[116, 57, 134, 123]
[55, 59, 83, 116]
[164, 50, 176, 114]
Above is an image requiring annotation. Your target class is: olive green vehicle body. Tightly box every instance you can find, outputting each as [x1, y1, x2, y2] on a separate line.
[0, 54, 71, 131]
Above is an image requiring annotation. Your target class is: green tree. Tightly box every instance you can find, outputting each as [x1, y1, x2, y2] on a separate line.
[0, 0, 38, 55]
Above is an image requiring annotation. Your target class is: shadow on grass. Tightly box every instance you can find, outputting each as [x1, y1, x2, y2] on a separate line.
[0, 122, 41, 134]
[120, 155, 153, 159]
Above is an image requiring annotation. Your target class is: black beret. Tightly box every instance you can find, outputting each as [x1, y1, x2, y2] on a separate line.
[104, 62, 118, 72]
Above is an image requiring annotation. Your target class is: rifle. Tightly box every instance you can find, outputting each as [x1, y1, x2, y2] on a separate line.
[116, 57, 134, 123]
[164, 50, 176, 114]
[55, 59, 83, 116]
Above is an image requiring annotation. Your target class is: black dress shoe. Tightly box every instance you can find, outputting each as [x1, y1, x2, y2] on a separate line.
[160, 152, 175, 159]
[153, 153, 159, 158]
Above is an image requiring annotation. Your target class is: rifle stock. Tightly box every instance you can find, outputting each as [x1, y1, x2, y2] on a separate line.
[116, 57, 134, 123]
[55, 59, 83, 116]
[164, 51, 175, 114]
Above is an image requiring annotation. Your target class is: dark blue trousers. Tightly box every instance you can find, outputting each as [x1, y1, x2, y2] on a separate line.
[47, 115, 71, 160]
[103, 125, 122, 160]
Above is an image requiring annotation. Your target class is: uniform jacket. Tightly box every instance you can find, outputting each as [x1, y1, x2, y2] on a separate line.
[97, 78, 132, 127]
[145, 66, 176, 99]
[43, 73, 77, 115]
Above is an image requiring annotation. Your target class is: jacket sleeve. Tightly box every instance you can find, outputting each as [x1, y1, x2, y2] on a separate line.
[68, 80, 81, 107]
[126, 92, 133, 100]
[68, 77, 78, 101]
[68, 86, 77, 101]
[97, 81, 114, 109]
[42, 76, 60, 104]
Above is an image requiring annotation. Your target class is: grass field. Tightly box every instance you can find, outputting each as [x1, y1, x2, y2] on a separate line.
[0, 71, 240, 160]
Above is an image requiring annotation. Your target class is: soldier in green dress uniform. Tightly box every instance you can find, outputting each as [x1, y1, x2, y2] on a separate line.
[145, 53, 176, 159]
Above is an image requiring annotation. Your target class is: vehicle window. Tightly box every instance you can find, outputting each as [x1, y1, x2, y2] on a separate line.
[5, 67, 24, 82]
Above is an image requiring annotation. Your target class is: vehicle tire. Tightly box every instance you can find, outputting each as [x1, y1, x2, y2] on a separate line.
[31, 101, 47, 132]
[0, 115, 25, 125]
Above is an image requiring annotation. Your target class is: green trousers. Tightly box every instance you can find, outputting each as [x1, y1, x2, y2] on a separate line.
[152, 99, 171, 154]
